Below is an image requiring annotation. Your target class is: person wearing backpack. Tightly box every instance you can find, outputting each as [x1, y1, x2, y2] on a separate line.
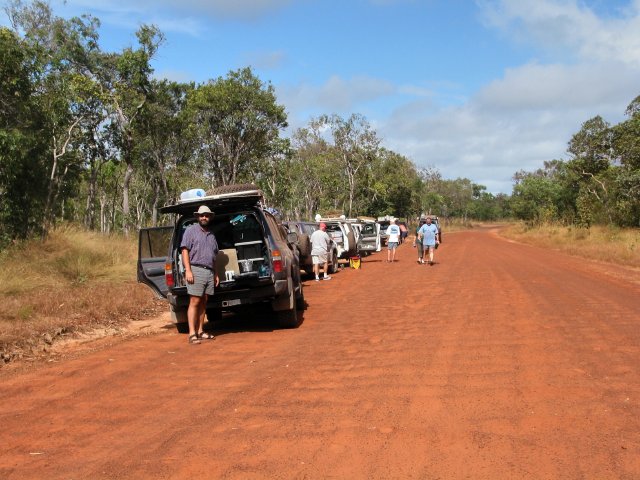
[412, 218, 426, 263]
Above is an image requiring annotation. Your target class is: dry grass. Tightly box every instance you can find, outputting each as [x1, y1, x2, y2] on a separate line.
[501, 223, 640, 268]
[0, 226, 163, 364]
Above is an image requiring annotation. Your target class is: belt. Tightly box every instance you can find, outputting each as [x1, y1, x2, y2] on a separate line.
[191, 264, 214, 270]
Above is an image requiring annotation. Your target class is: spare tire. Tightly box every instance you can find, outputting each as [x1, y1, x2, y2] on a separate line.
[206, 183, 261, 196]
[297, 233, 311, 257]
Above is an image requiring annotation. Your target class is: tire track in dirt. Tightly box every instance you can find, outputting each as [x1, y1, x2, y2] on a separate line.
[0, 229, 639, 479]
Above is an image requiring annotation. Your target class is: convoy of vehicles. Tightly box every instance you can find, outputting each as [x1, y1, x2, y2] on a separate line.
[137, 184, 442, 332]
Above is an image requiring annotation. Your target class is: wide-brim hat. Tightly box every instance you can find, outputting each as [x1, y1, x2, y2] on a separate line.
[194, 205, 213, 216]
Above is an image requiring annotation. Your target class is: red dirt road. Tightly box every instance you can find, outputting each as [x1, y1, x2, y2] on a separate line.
[1, 228, 639, 479]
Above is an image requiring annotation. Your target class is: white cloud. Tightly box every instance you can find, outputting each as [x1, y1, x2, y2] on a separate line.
[476, 61, 639, 111]
[243, 50, 287, 70]
[278, 75, 396, 115]
[380, 59, 639, 193]
[477, 0, 640, 66]
[154, 69, 194, 83]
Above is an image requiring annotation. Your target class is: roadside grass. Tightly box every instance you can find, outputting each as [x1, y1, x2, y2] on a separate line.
[0, 226, 163, 364]
[501, 223, 640, 268]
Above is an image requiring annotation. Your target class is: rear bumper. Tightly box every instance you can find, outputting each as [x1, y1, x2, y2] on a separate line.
[167, 279, 287, 311]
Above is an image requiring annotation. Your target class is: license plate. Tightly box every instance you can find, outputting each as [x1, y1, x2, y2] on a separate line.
[222, 299, 241, 307]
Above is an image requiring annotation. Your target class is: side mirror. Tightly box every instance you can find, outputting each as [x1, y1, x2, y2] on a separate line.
[287, 232, 299, 244]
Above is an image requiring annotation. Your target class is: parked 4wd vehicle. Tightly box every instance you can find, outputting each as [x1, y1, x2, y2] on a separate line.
[377, 218, 391, 246]
[137, 185, 304, 331]
[283, 221, 339, 275]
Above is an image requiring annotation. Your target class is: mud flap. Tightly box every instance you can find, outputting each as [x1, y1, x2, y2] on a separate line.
[170, 305, 187, 324]
[271, 277, 294, 311]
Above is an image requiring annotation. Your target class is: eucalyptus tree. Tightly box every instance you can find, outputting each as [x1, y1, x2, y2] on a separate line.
[5, 0, 104, 237]
[511, 170, 563, 224]
[136, 80, 194, 225]
[186, 67, 288, 188]
[287, 120, 334, 219]
[320, 114, 380, 217]
[363, 148, 422, 218]
[567, 116, 615, 224]
[611, 95, 640, 225]
[253, 137, 292, 210]
[97, 25, 165, 235]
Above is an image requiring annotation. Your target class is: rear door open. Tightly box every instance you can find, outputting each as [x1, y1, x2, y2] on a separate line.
[138, 226, 173, 298]
[357, 222, 381, 253]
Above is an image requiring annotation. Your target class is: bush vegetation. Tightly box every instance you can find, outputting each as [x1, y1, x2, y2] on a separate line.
[0, 227, 162, 364]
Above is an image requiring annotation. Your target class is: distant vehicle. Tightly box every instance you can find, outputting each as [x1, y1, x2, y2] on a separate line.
[377, 217, 391, 246]
[137, 184, 305, 331]
[352, 219, 381, 254]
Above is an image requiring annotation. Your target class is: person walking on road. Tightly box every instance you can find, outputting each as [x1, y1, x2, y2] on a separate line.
[180, 205, 220, 344]
[418, 216, 439, 265]
[413, 218, 426, 263]
[386, 219, 401, 262]
[310, 222, 332, 281]
[399, 222, 408, 244]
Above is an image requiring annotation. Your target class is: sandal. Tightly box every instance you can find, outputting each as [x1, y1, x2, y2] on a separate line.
[188, 334, 201, 344]
[198, 332, 215, 340]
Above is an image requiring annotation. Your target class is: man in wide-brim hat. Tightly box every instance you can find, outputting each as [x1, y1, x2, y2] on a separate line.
[180, 205, 219, 344]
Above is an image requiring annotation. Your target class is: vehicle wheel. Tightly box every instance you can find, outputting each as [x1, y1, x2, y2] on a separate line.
[175, 322, 189, 334]
[296, 285, 305, 311]
[275, 289, 302, 329]
[207, 183, 260, 195]
[329, 250, 339, 274]
[206, 309, 223, 323]
[297, 233, 311, 257]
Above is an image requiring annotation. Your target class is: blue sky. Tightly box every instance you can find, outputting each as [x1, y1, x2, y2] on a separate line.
[6, 0, 640, 193]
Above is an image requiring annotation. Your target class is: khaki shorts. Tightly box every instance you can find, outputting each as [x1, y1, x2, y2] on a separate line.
[312, 253, 328, 265]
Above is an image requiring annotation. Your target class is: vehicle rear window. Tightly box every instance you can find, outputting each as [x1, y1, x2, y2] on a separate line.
[361, 223, 376, 234]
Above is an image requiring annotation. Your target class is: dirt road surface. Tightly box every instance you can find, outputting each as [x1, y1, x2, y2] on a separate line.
[1, 227, 639, 479]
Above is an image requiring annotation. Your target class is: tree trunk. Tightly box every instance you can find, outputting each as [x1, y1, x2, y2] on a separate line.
[122, 160, 134, 236]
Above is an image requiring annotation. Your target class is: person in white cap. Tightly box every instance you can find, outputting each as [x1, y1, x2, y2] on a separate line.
[385, 218, 401, 262]
[180, 205, 219, 344]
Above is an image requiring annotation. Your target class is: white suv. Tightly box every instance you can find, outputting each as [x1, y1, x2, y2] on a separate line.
[316, 217, 358, 260]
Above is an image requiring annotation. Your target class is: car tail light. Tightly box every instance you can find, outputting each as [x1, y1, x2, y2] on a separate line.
[165, 263, 174, 288]
[272, 250, 283, 273]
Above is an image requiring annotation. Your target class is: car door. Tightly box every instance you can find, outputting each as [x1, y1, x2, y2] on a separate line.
[138, 226, 173, 298]
[357, 222, 381, 253]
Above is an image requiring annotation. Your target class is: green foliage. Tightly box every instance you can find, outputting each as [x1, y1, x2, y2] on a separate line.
[1, 1, 515, 249]
[186, 67, 288, 187]
[511, 174, 562, 223]
[0, 27, 49, 245]
[512, 96, 640, 228]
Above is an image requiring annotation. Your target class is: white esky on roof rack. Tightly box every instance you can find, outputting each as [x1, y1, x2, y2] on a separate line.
[176, 190, 262, 205]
